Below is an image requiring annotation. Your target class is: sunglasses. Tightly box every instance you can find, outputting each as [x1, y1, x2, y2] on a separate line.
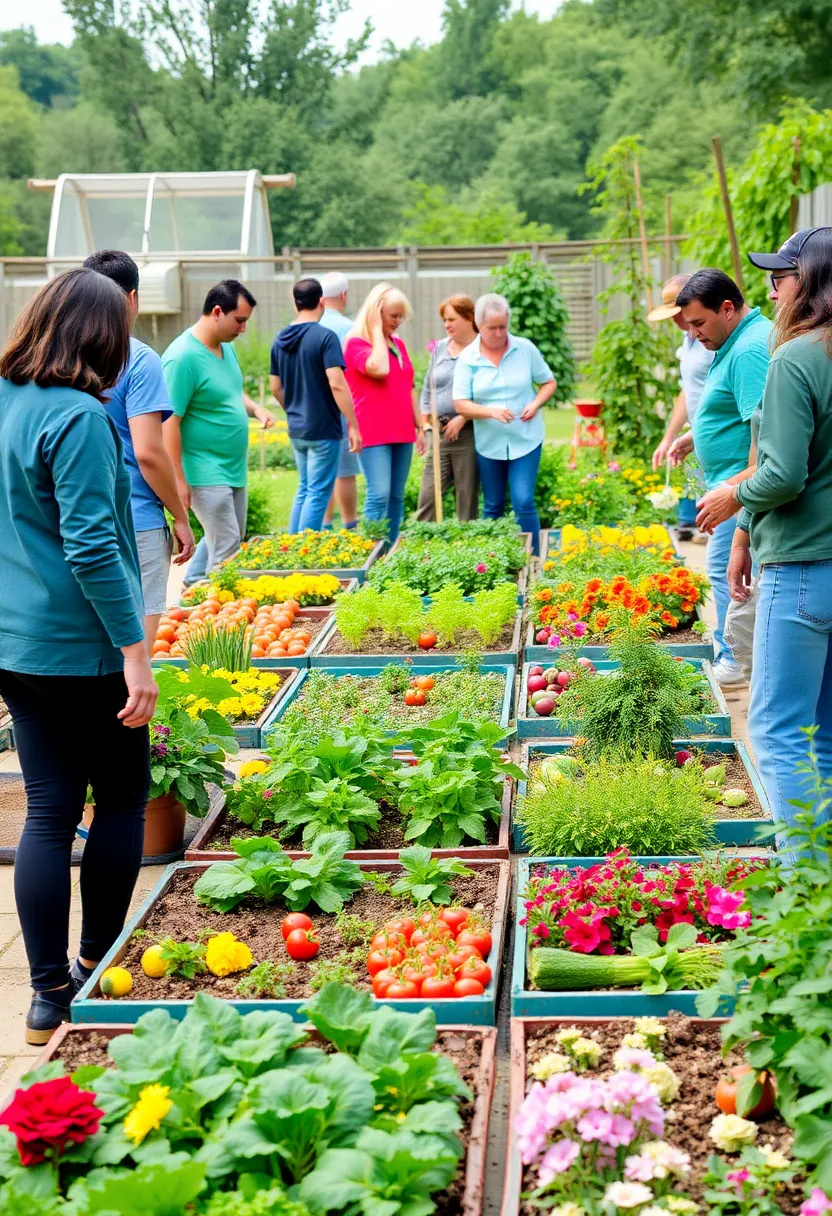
[770, 271, 798, 291]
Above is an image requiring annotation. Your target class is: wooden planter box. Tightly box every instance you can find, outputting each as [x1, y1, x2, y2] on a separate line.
[516, 659, 731, 740]
[523, 603, 714, 663]
[154, 607, 336, 671]
[311, 609, 524, 668]
[16, 1022, 497, 1216]
[500, 1015, 727, 1216]
[186, 776, 513, 862]
[510, 855, 736, 1017]
[234, 540, 385, 584]
[72, 858, 510, 1027]
[264, 661, 517, 748]
[512, 738, 773, 851]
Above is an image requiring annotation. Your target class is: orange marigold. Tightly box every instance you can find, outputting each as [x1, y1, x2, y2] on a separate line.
[661, 611, 679, 628]
[621, 589, 635, 609]
[557, 582, 574, 594]
[610, 576, 629, 594]
[586, 578, 603, 594]
[633, 595, 651, 614]
[680, 600, 694, 613]
[593, 612, 611, 632]
[536, 588, 553, 602]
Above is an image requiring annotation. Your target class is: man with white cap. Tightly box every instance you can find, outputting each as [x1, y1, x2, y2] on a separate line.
[647, 274, 714, 540]
[319, 272, 360, 530]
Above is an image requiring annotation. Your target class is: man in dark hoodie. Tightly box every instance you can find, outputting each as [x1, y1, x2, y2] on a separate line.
[270, 277, 362, 533]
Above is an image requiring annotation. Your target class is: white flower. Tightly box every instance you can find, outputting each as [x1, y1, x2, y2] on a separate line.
[648, 487, 679, 511]
[555, 1026, 583, 1046]
[635, 1017, 667, 1039]
[710, 1114, 758, 1153]
[644, 1062, 681, 1104]
[614, 1046, 656, 1072]
[666, 1200, 699, 1214]
[621, 1032, 649, 1050]
[604, 1182, 654, 1209]
[759, 1144, 790, 1170]
[530, 1051, 572, 1081]
[641, 1208, 672, 1216]
[571, 1037, 602, 1066]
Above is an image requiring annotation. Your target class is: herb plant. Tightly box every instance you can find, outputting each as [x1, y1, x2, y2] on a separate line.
[390, 846, 474, 905]
[235, 961, 295, 999]
[334, 581, 517, 651]
[309, 953, 357, 991]
[193, 831, 364, 914]
[517, 752, 718, 857]
[157, 936, 208, 979]
[334, 912, 376, 947]
[182, 618, 253, 671]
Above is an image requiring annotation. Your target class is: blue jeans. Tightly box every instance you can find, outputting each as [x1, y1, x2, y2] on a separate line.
[677, 497, 698, 527]
[748, 561, 832, 858]
[706, 515, 743, 662]
[477, 443, 542, 554]
[360, 443, 414, 544]
[290, 439, 342, 533]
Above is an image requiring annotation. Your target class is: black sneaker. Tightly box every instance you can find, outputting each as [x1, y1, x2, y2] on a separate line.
[70, 959, 94, 994]
[676, 527, 694, 542]
[25, 984, 73, 1046]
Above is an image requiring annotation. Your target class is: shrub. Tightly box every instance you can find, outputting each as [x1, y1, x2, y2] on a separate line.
[491, 252, 576, 404]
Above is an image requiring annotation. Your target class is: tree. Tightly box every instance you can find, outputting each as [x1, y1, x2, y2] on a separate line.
[0, 67, 40, 182]
[38, 102, 126, 176]
[491, 252, 577, 404]
[0, 27, 80, 108]
[395, 183, 556, 246]
[0, 181, 25, 256]
[437, 0, 509, 98]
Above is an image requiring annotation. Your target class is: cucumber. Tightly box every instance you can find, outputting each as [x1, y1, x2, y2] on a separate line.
[528, 947, 648, 991]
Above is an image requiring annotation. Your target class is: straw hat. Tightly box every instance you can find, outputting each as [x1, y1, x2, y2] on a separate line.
[646, 275, 690, 323]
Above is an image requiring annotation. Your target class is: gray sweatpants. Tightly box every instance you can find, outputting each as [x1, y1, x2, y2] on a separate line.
[184, 484, 247, 585]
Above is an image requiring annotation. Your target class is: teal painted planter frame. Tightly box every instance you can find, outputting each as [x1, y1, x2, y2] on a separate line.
[523, 604, 714, 664]
[516, 659, 731, 739]
[512, 738, 773, 851]
[71, 857, 510, 1027]
[310, 610, 523, 669]
[511, 855, 732, 1018]
[261, 661, 516, 747]
[234, 539, 385, 584]
[148, 665, 301, 748]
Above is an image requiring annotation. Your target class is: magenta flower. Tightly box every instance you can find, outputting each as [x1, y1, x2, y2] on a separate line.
[705, 883, 751, 930]
[567, 611, 578, 621]
[608, 461, 621, 472]
[263, 790, 273, 800]
[727, 1168, 751, 1190]
[547, 634, 562, 649]
[538, 1138, 579, 1184]
[802, 1191, 832, 1216]
[475, 562, 487, 573]
[573, 622, 587, 637]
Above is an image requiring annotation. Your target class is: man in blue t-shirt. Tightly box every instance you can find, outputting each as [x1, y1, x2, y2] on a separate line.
[319, 271, 360, 530]
[269, 277, 361, 533]
[83, 251, 194, 647]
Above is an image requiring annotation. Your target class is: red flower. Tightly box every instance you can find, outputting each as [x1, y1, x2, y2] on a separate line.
[0, 1077, 103, 1166]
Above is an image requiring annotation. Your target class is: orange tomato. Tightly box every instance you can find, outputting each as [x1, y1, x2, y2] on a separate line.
[285, 599, 300, 614]
[168, 608, 187, 621]
[156, 624, 177, 644]
[251, 645, 266, 658]
[151, 640, 170, 655]
[287, 643, 306, 656]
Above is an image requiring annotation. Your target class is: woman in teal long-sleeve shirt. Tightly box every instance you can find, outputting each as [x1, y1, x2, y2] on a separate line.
[0, 269, 158, 1044]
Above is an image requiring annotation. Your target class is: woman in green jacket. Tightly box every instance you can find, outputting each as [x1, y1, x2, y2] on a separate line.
[731, 228, 832, 857]
[0, 269, 157, 1043]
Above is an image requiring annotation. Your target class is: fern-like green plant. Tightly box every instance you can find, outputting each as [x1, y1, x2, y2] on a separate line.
[334, 585, 381, 649]
[516, 752, 717, 857]
[375, 582, 425, 643]
[555, 617, 705, 759]
[426, 584, 469, 645]
[471, 583, 517, 646]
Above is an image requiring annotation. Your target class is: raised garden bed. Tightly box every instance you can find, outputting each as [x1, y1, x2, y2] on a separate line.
[541, 526, 683, 565]
[523, 605, 714, 663]
[147, 665, 301, 748]
[19, 1019, 497, 1216]
[516, 659, 730, 739]
[235, 537, 385, 583]
[72, 857, 510, 1026]
[265, 662, 516, 745]
[179, 576, 359, 610]
[501, 1014, 805, 1216]
[372, 532, 532, 605]
[186, 775, 513, 862]
[510, 854, 765, 1017]
[311, 609, 523, 667]
[512, 739, 772, 850]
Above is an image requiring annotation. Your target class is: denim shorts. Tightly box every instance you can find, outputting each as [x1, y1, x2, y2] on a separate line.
[337, 438, 361, 479]
[136, 526, 173, 615]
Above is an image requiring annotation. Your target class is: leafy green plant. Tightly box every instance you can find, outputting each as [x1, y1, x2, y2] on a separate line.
[309, 953, 357, 991]
[370, 530, 526, 596]
[157, 936, 208, 979]
[193, 832, 365, 914]
[701, 1147, 796, 1216]
[390, 846, 474, 905]
[517, 752, 718, 857]
[697, 733, 832, 1188]
[182, 619, 253, 672]
[335, 912, 376, 947]
[554, 618, 709, 759]
[424, 583, 470, 645]
[363, 871, 394, 896]
[235, 961, 295, 999]
[490, 251, 576, 404]
[199, 1183, 312, 1216]
[470, 583, 518, 646]
[378, 663, 411, 695]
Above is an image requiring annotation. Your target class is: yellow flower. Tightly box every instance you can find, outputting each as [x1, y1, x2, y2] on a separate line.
[124, 1084, 172, 1145]
[205, 932, 253, 977]
[239, 759, 270, 778]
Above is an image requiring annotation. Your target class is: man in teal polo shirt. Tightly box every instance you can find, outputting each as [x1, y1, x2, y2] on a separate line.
[669, 269, 772, 686]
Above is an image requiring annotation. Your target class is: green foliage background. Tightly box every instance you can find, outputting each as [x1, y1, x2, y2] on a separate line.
[490, 253, 576, 404]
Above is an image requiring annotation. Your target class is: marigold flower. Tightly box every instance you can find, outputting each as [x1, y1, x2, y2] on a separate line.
[205, 932, 253, 977]
[124, 1084, 172, 1145]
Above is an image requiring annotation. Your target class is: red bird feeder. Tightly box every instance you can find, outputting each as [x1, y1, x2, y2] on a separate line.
[570, 400, 607, 462]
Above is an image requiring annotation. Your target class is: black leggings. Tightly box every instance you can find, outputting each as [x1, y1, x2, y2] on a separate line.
[0, 670, 149, 991]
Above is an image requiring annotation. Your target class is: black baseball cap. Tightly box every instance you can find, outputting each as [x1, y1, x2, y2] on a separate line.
[748, 227, 832, 270]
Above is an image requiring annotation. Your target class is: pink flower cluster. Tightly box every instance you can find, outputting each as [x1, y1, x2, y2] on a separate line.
[521, 850, 764, 956]
[803, 1191, 832, 1216]
[543, 616, 588, 649]
[516, 1069, 665, 1188]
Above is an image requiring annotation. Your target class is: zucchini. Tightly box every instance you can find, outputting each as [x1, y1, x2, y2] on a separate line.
[528, 947, 648, 991]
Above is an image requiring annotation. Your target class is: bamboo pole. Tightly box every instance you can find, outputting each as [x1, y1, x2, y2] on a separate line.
[430, 361, 443, 522]
[664, 195, 673, 281]
[259, 376, 266, 474]
[790, 137, 801, 234]
[712, 135, 744, 291]
[632, 157, 653, 310]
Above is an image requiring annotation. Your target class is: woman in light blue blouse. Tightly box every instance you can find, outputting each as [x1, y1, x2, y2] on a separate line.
[452, 293, 556, 553]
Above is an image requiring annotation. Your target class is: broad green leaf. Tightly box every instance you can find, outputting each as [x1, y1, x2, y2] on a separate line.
[300, 984, 374, 1053]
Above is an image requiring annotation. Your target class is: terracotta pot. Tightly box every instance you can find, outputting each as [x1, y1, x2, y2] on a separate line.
[82, 794, 186, 858]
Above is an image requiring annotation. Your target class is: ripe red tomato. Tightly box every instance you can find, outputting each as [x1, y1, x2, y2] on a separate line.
[281, 912, 313, 940]
[285, 928, 319, 960]
[417, 632, 437, 650]
[386, 980, 420, 999]
[440, 907, 470, 935]
[370, 930, 406, 951]
[401, 960, 435, 984]
[421, 974, 456, 999]
[453, 977, 485, 997]
[418, 910, 452, 933]
[414, 675, 435, 690]
[414, 940, 448, 961]
[372, 967, 397, 997]
[457, 926, 492, 959]
[457, 956, 492, 988]
[367, 947, 403, 976]
[404, 689, 426, 706]
[384, 917, 416, 942]
[447, 944, 482, 971]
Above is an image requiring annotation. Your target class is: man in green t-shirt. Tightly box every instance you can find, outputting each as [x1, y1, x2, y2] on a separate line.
[162, 280, 274, 586]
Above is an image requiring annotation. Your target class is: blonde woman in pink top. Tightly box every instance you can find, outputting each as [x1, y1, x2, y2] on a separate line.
[345, 283, 426, 543]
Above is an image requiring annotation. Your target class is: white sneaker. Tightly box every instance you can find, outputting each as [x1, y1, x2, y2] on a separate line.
[712, 658, 749, 688]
